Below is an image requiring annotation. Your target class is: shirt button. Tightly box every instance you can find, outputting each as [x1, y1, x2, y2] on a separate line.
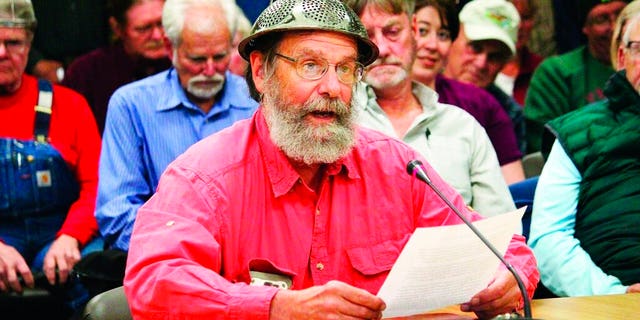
[316, 262, 324, 271]
[316, 209, 320, 216]
[166, 220, 175, 227]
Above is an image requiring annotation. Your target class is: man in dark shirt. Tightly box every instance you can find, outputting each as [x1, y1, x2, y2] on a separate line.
[62, 0, 170, 134]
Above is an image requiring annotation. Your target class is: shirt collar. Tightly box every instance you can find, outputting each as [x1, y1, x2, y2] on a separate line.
[254, 107, 360, 197]
[356, 81, 440, 118]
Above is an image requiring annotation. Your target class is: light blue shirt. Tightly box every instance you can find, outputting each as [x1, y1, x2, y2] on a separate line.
[528, 140, 628, 296]
[96, 69, 258, 250]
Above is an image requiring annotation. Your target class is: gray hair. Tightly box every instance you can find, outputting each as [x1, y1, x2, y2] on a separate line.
[234, 4, 251, 40]
[162, 0, 237, 47]
[344, 0, 416, 18]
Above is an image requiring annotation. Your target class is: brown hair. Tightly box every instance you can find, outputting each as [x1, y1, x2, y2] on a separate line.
[415, 0, 459, 41]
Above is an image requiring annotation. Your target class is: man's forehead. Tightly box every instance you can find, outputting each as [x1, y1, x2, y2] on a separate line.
[280, 31, 358, 55]
[361, 8, 408, 30]
[0, 26, 27, 38]
[627, 21, 640, 40]
[589, 1, 627, 16]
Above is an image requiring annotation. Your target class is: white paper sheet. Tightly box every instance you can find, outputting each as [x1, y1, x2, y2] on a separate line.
[377, 207, 526, 318]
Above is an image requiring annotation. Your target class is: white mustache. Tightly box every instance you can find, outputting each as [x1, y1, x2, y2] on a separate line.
[368, 56, 403, 68]
[189, 73, 225, 84]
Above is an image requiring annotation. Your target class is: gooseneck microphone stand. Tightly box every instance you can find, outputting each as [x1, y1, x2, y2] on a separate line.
[407, 160, 533, 319]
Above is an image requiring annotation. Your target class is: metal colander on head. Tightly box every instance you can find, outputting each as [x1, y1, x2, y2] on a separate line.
[238, 0, 378, 66]
[0, 0, 36, 30]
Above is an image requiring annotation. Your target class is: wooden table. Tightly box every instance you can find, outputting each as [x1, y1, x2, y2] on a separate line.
[388, 293, 640, 319]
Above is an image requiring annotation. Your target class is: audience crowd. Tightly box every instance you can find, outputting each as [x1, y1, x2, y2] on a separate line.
[1, 0, 638, 318]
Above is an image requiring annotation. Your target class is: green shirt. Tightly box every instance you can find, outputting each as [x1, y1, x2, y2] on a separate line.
[524, 46, 614, 153]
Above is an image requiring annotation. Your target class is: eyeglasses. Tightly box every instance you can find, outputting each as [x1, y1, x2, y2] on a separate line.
[625, 41, 640, 57]
[274, 52, 364, 85]
[0, 38, 27, 55]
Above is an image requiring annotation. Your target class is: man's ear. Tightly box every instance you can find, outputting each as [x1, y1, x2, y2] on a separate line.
[250, 51, 267, 94]
[617, 46, 626, 71]
[412, 13, 418, 35]
[109, 17, 123, 39]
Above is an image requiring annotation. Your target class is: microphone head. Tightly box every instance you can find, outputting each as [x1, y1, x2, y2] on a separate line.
[406, 159, 424, 176]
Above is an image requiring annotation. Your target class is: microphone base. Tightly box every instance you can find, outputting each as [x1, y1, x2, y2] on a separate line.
[490, 313, 542, 320]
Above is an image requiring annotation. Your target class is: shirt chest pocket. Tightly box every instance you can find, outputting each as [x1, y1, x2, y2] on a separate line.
[346, 235, 409, 276]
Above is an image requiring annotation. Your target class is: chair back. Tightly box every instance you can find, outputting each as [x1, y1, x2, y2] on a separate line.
[82, 286, 131, 320]
[508, 176, 539, 240]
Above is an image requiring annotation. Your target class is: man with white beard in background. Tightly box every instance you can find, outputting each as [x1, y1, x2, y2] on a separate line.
[96, 0, 257, 258]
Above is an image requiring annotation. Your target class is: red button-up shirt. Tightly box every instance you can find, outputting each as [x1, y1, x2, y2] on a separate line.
[125, 108, 538, 319]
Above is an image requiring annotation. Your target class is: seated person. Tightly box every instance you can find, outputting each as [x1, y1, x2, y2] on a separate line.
[528, 10, 640, 296]
[62, 0, 171, 134]
[525, 0, 629, 153]
[495, 0, 543, 106]
[350, 0, 515, 217]
[0, 0, 102, 314]
[27, 0, 110, 83]
[443, 0, 527, 184]
[228, 4, 251, 76]
[95, 0, 258, 253]
[610, 0, 640, 68]
[412, 0, 524, 185]
[124, 0, 539, 319]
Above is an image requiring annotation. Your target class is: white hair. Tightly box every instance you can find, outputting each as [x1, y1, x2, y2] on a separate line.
[234, 4, 252, 39]
[162, 0, 237, 46]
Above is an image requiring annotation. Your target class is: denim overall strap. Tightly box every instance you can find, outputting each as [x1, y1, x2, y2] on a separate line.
[34, 79, 53, 142]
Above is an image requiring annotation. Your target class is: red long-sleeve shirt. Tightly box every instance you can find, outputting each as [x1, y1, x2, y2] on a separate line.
[0, 74, 101, 245]
[125, 108, 539, 319]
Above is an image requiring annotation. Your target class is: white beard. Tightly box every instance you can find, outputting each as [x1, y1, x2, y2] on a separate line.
[262, 78, 356, 165]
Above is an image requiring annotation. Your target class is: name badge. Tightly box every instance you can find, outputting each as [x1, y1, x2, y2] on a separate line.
[249, 271, 292, 290]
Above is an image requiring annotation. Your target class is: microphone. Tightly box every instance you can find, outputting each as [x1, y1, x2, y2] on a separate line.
[406, 160, 534, 319]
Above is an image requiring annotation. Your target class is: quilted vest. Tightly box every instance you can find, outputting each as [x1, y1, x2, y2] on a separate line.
[546, 71, 640, 285]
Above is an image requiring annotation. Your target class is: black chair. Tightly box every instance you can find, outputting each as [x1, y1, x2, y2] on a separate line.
[522, 152, 544, 178]
[1, 287, 70, 320]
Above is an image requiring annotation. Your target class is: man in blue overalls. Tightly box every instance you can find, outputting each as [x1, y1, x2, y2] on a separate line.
[0, 0, 103, 316]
